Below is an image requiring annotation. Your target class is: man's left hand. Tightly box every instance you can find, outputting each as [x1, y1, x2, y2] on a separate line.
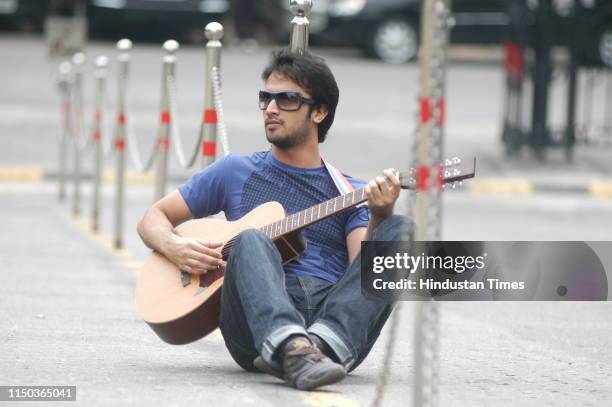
[365, 168, 401, 221]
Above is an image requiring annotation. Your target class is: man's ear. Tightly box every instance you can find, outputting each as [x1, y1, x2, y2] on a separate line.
[311, 105, 329, 124]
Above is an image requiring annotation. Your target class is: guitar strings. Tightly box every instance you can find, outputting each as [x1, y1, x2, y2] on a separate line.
[218, 164, 462, 259]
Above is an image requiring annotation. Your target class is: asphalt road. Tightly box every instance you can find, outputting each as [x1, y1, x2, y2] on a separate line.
[1, 32, 612, 406]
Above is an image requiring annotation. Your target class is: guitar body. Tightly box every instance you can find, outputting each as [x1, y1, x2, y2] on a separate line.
[135, 201, 306, 345]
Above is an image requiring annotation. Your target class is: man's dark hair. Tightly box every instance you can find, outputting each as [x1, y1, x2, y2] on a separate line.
[261, 49, 339, 143]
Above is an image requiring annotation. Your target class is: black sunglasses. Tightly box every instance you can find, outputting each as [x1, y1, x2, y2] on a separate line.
[258, 91, 316, 111]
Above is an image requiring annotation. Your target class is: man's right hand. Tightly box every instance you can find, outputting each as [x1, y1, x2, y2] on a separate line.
[163, 236, 226, 275]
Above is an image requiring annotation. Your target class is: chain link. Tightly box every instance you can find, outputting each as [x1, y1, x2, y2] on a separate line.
[211, 66, 230, 157]
[122, 85, 160, 173]
[68, 79, 96, 156]
[166, 74, 203, 168]
[371, 302, 403, 407]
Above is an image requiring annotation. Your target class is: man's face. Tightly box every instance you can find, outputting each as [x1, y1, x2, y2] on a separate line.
[262, 72, 315, 149]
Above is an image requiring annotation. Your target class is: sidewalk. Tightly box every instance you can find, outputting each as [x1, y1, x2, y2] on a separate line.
[2, 183, 612, 406]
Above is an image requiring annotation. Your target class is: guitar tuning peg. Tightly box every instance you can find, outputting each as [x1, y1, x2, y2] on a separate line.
[452, 157, 461, 165]
[451, 182, 457, 189]
[444, 159, 452, 167]
[459, 181, 464, 187]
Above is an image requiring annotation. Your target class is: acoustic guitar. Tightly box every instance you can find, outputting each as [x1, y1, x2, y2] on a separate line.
[135, 158, 476, 344]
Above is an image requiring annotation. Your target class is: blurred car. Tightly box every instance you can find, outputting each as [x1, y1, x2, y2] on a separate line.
[86, 0, 230, 42]
[305, 0, 612, 66]
[0, 0, 49, 31]
[310, 0, 509, 64]
[583, 0, 612, 67]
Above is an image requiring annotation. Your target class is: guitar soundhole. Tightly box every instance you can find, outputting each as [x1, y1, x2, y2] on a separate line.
[181, 271, 191, 287]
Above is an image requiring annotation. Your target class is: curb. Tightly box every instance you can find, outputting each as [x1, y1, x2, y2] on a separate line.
[467, 179, 612, 198]
[1, 167, 611, 198]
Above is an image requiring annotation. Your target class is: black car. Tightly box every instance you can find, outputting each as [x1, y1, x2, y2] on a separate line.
[309, 0, 612, 66]
[0, 0, 49, 30]
[0, 0, 229, 42]
[86, 0, 230, 42]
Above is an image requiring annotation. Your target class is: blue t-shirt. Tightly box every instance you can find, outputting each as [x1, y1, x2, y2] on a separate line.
[178, 151, 370, 283]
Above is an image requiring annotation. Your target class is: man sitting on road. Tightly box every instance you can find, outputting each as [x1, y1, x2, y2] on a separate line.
[137, 49, 407, 390]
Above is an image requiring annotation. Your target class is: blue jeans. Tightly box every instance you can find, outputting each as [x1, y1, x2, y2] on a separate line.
[218, 214, 407, 372]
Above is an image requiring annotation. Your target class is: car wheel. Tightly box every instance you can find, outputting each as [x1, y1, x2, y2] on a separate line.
[368, 18, 418, 64]
[598, 23, 612, 67]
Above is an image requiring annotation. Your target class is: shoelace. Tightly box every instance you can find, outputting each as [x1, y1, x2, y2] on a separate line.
[286, 346, 325, 361]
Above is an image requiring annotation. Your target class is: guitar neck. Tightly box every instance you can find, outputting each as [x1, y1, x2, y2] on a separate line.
[257, 157, 476, 240]
[260, 187, 368, 240]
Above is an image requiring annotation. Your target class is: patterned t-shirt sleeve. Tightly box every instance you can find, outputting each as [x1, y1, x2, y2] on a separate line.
[344, 175, 370, 237]
[178, 154, 233, 219]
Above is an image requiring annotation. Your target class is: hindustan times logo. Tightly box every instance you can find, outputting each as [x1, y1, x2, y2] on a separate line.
[372, 252, 487, 274]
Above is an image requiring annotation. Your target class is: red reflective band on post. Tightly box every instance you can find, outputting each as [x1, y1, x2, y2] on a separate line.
[437, 164, 445, 189]
[504, 42, 524, 82]
[115, 139, 125, 150]
[202, 141, 216, 157]
[420, 98, 431, 124]
[118, 113, 126, 125]
[416, 165, 430, 191]
[436, 99, 445, 126]
[94, 130, 102, 142]
[95, 111, 102, 122]
[159, 138, 170, 151]
[203, 109, 217, 124]
[160, 111, 171, 124]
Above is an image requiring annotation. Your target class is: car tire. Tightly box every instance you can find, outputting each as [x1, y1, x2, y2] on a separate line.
[367, 18, 418, 64]
[597, 22, 612, 67]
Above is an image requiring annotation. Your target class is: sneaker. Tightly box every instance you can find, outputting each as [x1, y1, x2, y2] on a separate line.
[308, 333, 335, 361]
[282, 337, 346, 390]
[253, 355, 283, 380]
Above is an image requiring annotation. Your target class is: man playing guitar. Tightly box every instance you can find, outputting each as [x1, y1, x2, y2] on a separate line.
[137, 49, 406, 390]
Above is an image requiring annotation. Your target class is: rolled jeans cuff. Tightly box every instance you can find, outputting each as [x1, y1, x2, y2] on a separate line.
[308, 321, 355, 368]
[261, 324, 309, 367]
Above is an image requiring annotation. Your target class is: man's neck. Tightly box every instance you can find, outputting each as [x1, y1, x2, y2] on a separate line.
[271, 142, 322, 169]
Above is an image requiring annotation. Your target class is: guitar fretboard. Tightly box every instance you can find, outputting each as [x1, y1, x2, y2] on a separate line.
[260, 187, 368, 239]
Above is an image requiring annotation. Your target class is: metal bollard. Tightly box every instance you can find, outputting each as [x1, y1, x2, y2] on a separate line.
[580, 69, 596, 143]
[411, 2, 451, 407]
[58, 61, 72, 202]
[604, 71, 612, 145]
[91, 55, 109, 232]
[71, 52, 86, 217]
[114, 38, 132, 250]
[289, 0, 311, 55]
[201, 22, 223, 168]
[154, 40, 179, 201]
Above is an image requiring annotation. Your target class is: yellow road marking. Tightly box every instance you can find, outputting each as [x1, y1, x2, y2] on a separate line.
[301, 391, 360, 407]
[590, 181, 612, 198]
[102, 170, 155, 185]
[0, 166, 162, 185]
[467, 178, 532, 195]
[0, 167, 43, 182]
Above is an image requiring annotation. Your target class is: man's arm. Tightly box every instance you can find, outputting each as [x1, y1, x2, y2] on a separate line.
[137, 190, 225, 275]
[345, 169, 401, 264]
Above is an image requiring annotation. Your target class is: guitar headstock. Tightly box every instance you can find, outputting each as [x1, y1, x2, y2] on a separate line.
[399, 157, 476, 191]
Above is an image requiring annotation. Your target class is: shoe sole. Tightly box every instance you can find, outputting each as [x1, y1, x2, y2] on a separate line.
[295, 367, 347, 391]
